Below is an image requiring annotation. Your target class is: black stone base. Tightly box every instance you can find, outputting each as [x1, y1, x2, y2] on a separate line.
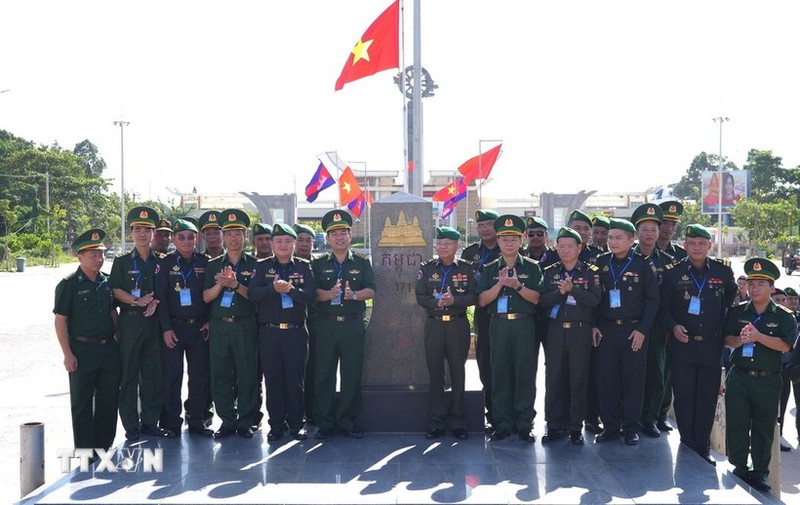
[356, 388, 485, 433]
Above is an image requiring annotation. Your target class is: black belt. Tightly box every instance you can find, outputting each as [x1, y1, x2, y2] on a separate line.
[71, 336, 114, 345]
[261, 322, 303, 330]
[172, 316, 202, 325]
[428, 313, 466, 322]
[216, 315, 250, 324]
[603, 318, 640, 325]
[120, 309, 144, 316]
[324, 314, 362, 322]
[691, 335, 704, 342]
[738, 367, 778, 378]
[559, 321, 587, 329]
[495, 312, 531, 320]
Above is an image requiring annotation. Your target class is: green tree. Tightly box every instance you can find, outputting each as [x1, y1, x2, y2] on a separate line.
[731, 197, 800, 245]
[73, 139, 107, 178]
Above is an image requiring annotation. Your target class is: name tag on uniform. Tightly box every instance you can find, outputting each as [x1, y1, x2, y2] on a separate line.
[497, 295, 509, 314]
[131, 288, 141, 299]
[609, 289, 621, 308]
[281, 293, 294, 309]
[220, 290, 234, 308]
[742, 343, 754, 358]
[179, 288, 192, 307]
[566, 295, 577, 306]
[688, 296, 701, 315]
[550, 304, 560, 319]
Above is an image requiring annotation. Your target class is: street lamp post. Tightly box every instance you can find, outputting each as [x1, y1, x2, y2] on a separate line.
[114, 119, 130, 252]
[712, 117, 729, 258]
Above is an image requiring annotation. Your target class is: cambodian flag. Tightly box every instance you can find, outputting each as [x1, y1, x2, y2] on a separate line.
[305, 162, 335, 203]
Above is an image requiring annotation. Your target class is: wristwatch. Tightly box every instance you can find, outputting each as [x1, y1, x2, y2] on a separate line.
[516, 283, 523, 292]
[351, 292, 358, 300]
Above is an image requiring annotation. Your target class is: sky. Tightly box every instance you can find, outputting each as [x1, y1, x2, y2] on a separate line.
[2, 0, 799, 205]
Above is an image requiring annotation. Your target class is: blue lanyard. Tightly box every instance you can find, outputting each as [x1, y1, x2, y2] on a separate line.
[132, 255, 151, 289]
[561, 267, 576, 281]
[333, 258, 346, 279]
[477, 245, 496, 269]
[608, 251, 634, 289]
[688, 261, 709, 294]
[277, 260, 294, 280]
[439, 264, 454, 293]
[176, 256, 196, 287]
[751, 311, 765, 326]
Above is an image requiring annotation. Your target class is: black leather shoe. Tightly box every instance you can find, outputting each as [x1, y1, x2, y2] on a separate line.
[747, 474, 771, 492]
[213, 426, 236, 439]
[315, 428, 333, 439]
[425, 428, 445, 439]
[452, 428, 468, 440]
[780, 440, 792, 452]
[624, 431, 640, 446]
[697, 451, 716, 466]
[162, 427, 180, 439]
[237, 427, 254, 439]
[541, 429, 565, 443]
[519, 430, 536, 442]
[342, 428, 363, 439]
[595, 430, 620, 443]
[291, 428, 308, 441]
[656, 420, 674, 431]
[125, 429, 140, 441]
[188, 425, 213, 437]
[141, 424, 169, 437]
[570, 431, 584, 446]
[267, 428, 283, 441]
[584, 421, 603, 435]
[642, 423, 660, 438]
[491, 429, 511, 441]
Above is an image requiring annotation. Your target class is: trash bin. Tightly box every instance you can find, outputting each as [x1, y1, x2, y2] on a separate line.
[16, 257, 26, 272]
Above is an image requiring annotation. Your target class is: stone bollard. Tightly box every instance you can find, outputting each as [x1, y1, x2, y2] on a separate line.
[768, 422, 781, 498]
[20, 422, 44, 498]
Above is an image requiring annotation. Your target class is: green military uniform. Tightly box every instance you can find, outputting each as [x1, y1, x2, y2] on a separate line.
[415, 227, 477, 437]
[590, 215, 610, 255]
[477, 215, 544, 439]
[295, 222, 319, 423]
[109, 207, 164, 438]
[204, 209, 259, 435]
[567, 210, 600, 264]
[724, 258, 796, 488]
[54, 229, 121, 450]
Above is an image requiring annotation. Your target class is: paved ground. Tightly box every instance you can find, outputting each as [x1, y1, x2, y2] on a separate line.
[3, 259, 800, 504]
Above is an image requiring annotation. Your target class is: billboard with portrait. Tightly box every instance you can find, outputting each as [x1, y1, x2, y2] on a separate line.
[701, 170, 750, 214]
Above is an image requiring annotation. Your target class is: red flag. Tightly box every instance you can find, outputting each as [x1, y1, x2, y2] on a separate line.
[338, 166, 363, 206]
[348, 193, 367, 217]
[407, 159, 414, 172]
[458, 144, 502, 182]
[335, 1, 399, 91]
[305, 162, 335, 203]
[432, 177, 468, 202]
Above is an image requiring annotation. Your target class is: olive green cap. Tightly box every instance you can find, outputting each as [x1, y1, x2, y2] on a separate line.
[493, 214, 525, 236]
[609, 218, 635, 234]
[557, 227, 582, 244]
[72, 228, 107, 253]
[172, 218, 198, 234]
[567, 209, 592, 226]
[271, 223, 297, 239]
[198, 210, 222, 231]
[525, 216, 548, 230]
[631, 203, 663, 227]
[293, 223, 315, 237]
[127, 206, 159, 229]
[322, 210, 353, 231]
[684, 224, 711, 240]
[592, 215, 611, 228]
[660, 201, 684, 222]
[436, 226, 460, 241]
[220, 209, 250, 230]
[474, 209, 499, 222]
[253, 223, 273, 236]
[784, 287, 798, 297]
[155, 218, 173, 232]
[744, 257, 780, 282]
[181, 217, 200, 230]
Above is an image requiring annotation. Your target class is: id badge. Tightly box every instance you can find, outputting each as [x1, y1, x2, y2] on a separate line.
[688, 296, 701, 315]
[566, 295, 577, 306]
[220, 290, 234, 308]
[179, 288, 192, 307]
[281, 293, 294, 309]
[497, 295, 509, 314]
[742, 343, 754, 358]
[609, 289, 621, 308]
[474, 272, 482, 284]
[330, 292, 342, 305]
[433, 290, 443, 301]
[549, 304, 560, 319]
[131, 288, 141, 299]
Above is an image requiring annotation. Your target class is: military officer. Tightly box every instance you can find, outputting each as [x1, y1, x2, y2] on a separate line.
[591, 215, 610, 253]
[593, 218, 660, 446]
[250, 223, 317, 441]
[253, 222, 273, 259]
[110, 206, 168, 440]
[294, 223, 318, 423]
[202, 209, 259, 439]
[657, 201, 687, 261]
[567, 210, 599, 264]
[523, 216, 557, 268]
[54, 229, 121, 450]
[416, 227, 477, 440]
[661, 224, 736, 465]
[539, 227, 601, 446]
[478, 215, 544, 441]
[723, 258, 796, 493]
[461, 209, 501, 432]
[199, 210, 224, 258]
[630, 203, 675, 438]
[155, 219, 213, 437]
[585, 214, 610, 432]
[312, 210, 376, 439]
[152, 218, 173, 256]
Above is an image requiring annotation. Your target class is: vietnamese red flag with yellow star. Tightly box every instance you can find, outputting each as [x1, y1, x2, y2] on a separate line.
[457, 144, 503, 181]
[338, 166, 363, 206]
[432, 177, 468, 202]
[334, 0, 399, 91]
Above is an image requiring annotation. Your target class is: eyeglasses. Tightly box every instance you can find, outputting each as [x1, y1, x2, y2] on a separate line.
[174, 233, 195, 241]
[527, 231, 545, 237]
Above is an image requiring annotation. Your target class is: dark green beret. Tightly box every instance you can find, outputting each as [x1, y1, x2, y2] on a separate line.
[660, 201, 684, 222]
[525, 216, 548, 230]
[72, 228, 107, 253]
[684, 224, 711, 240]
[127, 206, 159, 229]
[474, 209, 499, 222]
[631, 203, 663, 227]
[181, 217, 200, 230]
[220, 209, 250, 230]
[173, 218, 198, 234]
[494, 214, 525, 236]
[567, 209, 592, 226]
[557, 227, 582, 244]
[784, 287, 798, 297]
[744, 257, 780, 282]
[591, 215, 610, 228]
[156, 219, 172, 232]
[271, 223, 297, 239]
[609, 218, 635, 234]
[436, 226, 460, 241]
[253, 223, 273, 236]
[322, 210, 353, 231]
[198, 210, 221, 230]
[293, 223, 315, 237]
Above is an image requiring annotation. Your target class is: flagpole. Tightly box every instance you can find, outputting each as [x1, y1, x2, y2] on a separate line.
[410, 0, 422, 196]
[400, 0, 409, 193]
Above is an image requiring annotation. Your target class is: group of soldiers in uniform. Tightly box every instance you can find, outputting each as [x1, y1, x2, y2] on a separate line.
[54, 199, 800, 495]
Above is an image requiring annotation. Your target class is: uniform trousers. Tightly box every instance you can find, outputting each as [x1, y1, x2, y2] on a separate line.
[69, 339, 121, 449]
[260, 325, 308, 431]
[118, 313, 163, 430]
[668, 348, 720, 453]
[424, 316, 470, 431]
[641, 326, 668, 425]
[209, 316, 258, 430]
[474, 306, 493, 425]
[161, 319, 209, 431]
[489, 316, 536, 432]
[545, 322, 592, 432]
